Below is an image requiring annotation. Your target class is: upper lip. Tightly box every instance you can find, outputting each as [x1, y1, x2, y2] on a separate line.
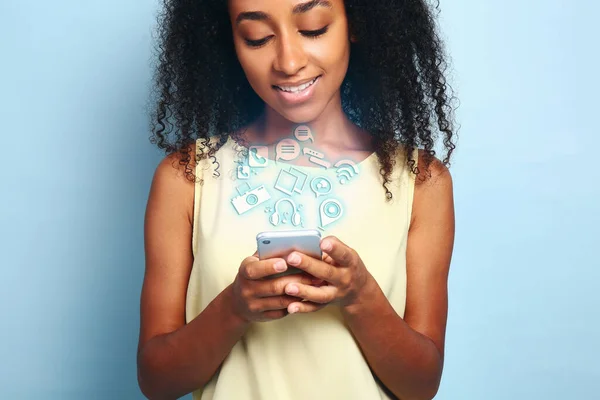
[274, 76, 320, 87]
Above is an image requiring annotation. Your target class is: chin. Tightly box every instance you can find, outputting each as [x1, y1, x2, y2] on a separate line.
[272, 105, 324, 125]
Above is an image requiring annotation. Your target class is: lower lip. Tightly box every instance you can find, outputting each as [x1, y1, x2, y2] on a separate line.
[274, 76, 321, 105]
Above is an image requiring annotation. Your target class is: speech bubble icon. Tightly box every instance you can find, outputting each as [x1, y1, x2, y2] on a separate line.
[275, 138, 300, 161]
[294, 125, 314, 142]
[310, 176, 332, 198]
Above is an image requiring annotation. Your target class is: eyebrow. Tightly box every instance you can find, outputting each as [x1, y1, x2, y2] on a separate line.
[235, 0, 333, 26]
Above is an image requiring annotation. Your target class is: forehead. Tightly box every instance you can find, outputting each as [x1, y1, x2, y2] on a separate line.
[229, 0, 338, 20]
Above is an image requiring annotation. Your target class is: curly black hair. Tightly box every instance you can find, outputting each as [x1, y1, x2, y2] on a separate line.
[149, 0, 458, 200]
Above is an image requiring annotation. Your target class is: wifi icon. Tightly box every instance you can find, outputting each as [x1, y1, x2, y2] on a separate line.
[334, 159, 359, 185]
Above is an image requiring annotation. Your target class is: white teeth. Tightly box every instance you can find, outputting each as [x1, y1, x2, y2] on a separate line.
[277, 77, 318, 93]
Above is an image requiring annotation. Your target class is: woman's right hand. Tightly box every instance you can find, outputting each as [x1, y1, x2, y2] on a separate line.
[231, 252, 322, 322]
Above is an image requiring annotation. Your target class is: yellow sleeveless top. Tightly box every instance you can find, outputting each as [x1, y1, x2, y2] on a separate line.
[186, 136, 417, 399]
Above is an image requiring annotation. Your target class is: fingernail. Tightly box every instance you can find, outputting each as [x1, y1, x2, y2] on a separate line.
[274, 261, 287, 272]
[289, 305, 300, 314]
[321, 240, 332, 251]
[286, 284, 298, 295]
[288, 253, 300, 265]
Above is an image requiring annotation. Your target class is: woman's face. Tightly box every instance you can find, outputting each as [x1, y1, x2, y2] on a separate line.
[228, 0, 351, 124]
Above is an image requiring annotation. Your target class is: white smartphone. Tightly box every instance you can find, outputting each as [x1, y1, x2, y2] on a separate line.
[256, 229, 322, 278]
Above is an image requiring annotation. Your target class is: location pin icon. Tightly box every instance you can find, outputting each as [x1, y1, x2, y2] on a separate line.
[319, 199, 343, 229]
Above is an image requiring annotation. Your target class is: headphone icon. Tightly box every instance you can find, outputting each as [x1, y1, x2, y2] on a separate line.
[270, 198, 302, 226]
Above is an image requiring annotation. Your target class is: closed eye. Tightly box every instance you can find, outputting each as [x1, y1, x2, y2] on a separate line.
[244, 25, 329, 48]
[301, 25, 329, 38]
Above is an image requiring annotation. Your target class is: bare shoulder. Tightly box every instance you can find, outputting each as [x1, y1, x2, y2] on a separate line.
[149, 143, 198, 223]
[414, 149, 452, 187]
[411, 149, 454, 226]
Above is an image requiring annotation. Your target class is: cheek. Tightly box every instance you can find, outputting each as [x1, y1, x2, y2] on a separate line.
[237, 52, 270, 91]
[310, 31, 350, 72]
[232, 38, 264, 81]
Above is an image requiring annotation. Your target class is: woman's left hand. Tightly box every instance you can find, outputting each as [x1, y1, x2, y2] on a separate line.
[283, 236, 376, 314]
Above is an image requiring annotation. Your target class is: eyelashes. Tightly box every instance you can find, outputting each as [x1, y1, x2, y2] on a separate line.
[244, 26, 329, 48]
[244, 38, 269, 48]
[301, 26, 329, 38]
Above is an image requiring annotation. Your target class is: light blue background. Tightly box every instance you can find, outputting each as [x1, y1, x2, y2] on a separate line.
[1, 0, 597, 399]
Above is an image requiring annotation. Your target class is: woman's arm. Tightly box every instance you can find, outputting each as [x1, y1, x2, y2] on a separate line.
[137, 153, 250, 400]
[341, 155, 455, 400]
[278, 153, 454, 399]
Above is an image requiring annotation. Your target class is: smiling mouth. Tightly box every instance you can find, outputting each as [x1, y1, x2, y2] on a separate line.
[273, 75, 322, 93]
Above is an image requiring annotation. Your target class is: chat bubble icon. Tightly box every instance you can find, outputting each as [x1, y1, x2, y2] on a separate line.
[294, 125, 314, 142]
[310, 176, 332, 198]
[275, 138, 300, 161]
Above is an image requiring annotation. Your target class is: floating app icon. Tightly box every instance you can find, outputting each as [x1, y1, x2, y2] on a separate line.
[303, 147, 331, 169]
[275, 139, 300, 161]
[289, 167, 308, 192]
[334, 159, 359, 184]
[303, 147, 325, 158]
[274, 166, 308, 196]
[319, 198, 343, 230]
[237, 165, 250, 180]
[231, 182, 271, 215]
[269, 198, 302, 227]
[248, 146, 268, 167]
[310, 176, 332, 198]
[294, 125, 314, 142]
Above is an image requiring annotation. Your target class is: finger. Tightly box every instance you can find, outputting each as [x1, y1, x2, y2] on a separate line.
[241, 255, 259, 265]
[254, 295, 303, 312]
[240, 257, 288, 280]
[287, 251, 340, 284]
[288, 300, 328, 314]
[320, 236, 355, 267]
[254, 273, 318, 298]
[260, 309, 289, 321]
[311, 277, 326, 286]
[322, 253, 334, 265]
[284, 282, 336, 304]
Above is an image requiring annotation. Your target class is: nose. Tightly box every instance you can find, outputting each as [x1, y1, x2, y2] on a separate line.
[272, 32, 308, 76]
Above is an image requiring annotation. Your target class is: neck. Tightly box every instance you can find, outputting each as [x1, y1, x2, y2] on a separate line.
[246, 91, 372, 153]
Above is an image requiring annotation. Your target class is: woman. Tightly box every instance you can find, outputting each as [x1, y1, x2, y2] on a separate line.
[137, 0, 457, 399]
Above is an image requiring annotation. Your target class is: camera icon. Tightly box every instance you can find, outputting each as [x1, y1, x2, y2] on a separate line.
[231, 184, 271, 215]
